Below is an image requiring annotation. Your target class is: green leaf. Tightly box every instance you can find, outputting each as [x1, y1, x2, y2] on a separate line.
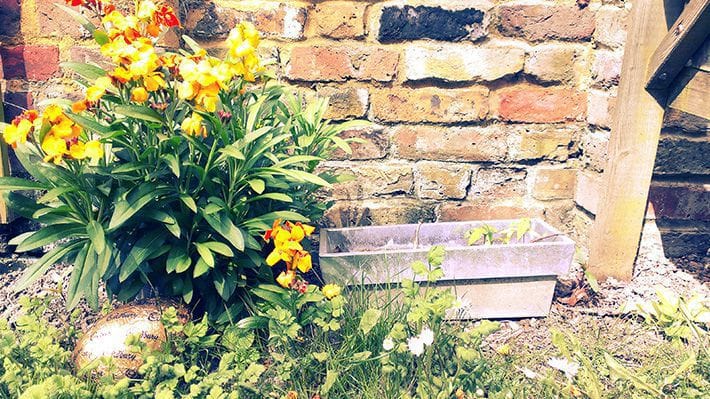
[15, 241, 83, 292]
[218, 145, 245, 161]
[92, 29, 110, 45]
[322, 370, 338, 394]
[411, 261, 428, 276]
[60, 62, 106, 81]
[194, 242, 215, 267]
[167, 247, 191, 274]
[213, 269, 238, 300]
[181, 35, 203, 54]
[202, 241, 234, 257]
[203, 210, 245, 251]
[16, 224, 86, 253]
[66, 243, 90, 310]
[245, 193, 293, 203]
[162, 154, 181, 178]
[359, 308, 381, 335]
[86, 221, 106, 255]
[274, 155, 323, 167]
[109, 184, 166, 230]
[427, 245, 445, 267]
[0, 177, 48, 191]
[193, 258, 210, 278]
[180, 194, 197, 213]
[247, 179, 265, 194]
[113, 105, 163, 124]
[37, 186, 75, 204]
[604, 353, 662, 396]
[119, 231, 167, 282]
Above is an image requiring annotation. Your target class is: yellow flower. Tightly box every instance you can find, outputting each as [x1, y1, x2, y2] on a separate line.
[86, 76, 112, 102]
[136, 0, 157, 20]
[293, 251, 312, 273]
[2, 119, 33, 148]
[322, 284, 341, 300]
[50, 119, 81, 140]
[84, 140, 104, 160]
[41, 134, 68, 164]
[143, 73, 166, 91]
[43, 105, 64, 124]
[131, 86, 149, 103]
[181, 113, 206, 138]
[276, 270, 295, 288]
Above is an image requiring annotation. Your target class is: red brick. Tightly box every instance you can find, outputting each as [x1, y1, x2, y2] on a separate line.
[391, 125, 507, 162]
[286, 46, 399, 82]
[415, 162, 472, 200]
[69, 46, 113, 70]
[287, 47, 354, 82]
[492, 85, 586, 123]
[371, 87, 489, 123]
[0, 45, 60, 80]
[499, 5, 595, 42]
[355, 48, 399, 82]
[317, 86, 368, 120]
[2, 91, 33, 121]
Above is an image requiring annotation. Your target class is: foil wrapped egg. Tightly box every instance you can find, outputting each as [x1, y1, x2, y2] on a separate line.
[73, 299, 190, 377]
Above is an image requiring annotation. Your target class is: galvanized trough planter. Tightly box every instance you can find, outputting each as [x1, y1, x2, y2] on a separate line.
[319, 219, 575, 319]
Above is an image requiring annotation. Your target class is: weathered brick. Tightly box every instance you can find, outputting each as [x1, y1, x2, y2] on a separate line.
[2, 91, 33, 121]
[594, 6, 628, 49]
[311, 1, 366, 39]
[492, 85, 586, 123]
[331, 126, 388, 161]
[326, 162, 413, 200]
[36, 0, 92, 38]
[653, 228, 710, 257]
[391, 125, 507, 162]
[591, 50, 622, 87]
[580, 129, 610, 172]
[317, 86, 368, 120]
[371, 87, 488, 123]
[438, 200, 544, 222]
[648, 184, 710, 221]
[404, 44, 524, 82]
[186, 2, 306, 40]
[69, 46, 113, 70]
[0, 0, 21, 38]
[286, 46, 399, 82]
[513, 126, 577, 161]
[324, 199, 436, 227]
[469, 168, 527, 200]
[575, 171, 603, 215]
[379, 5, 486, 42]
[532, 168, 577, 201]
[524, 44, 578, 83]
[415, 162, 472, 200]
[663, 108, 710, 134]
[655, 137, 710, 175]
[353, 48, 399, 81]
[0, 45, 59, 80]
[499, 5, 595, 42]
[587, 90, 616, 129]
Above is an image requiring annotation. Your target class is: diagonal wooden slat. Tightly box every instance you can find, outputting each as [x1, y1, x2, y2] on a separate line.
[646, 0, 710, 89]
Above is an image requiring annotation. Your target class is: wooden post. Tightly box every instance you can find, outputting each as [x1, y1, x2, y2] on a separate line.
[0, 93, 9, 224]
[587, 0, 683, 281]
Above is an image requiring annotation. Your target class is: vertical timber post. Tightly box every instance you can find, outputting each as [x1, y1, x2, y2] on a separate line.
[0, 93, 9, 224]
[587, 0, 683, 281]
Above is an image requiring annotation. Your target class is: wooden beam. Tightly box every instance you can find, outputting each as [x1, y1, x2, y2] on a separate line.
[646, 0, 710, 89]
[587, 0, 683, 281]
[667, 67, 710, 119]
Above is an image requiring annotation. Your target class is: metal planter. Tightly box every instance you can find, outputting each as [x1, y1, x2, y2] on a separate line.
[319, 219, 575, 319]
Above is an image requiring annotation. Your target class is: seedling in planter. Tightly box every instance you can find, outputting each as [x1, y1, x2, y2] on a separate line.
[465, 218, 533, 245]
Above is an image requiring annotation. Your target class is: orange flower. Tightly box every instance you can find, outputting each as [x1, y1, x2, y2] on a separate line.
[131, 86, 149, 102]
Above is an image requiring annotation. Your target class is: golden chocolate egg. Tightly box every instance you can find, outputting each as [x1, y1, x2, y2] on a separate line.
[73, 299, 190, 378]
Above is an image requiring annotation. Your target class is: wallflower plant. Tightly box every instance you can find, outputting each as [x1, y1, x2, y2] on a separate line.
[0, 0, 360, 322]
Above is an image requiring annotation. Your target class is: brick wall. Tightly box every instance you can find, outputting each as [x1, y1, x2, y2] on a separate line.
[0, 0, 708, 257]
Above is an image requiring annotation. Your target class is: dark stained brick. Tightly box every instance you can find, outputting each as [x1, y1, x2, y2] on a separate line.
[378, 6, 486, 43]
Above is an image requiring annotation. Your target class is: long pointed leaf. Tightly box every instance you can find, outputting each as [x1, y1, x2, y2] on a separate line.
[14, 241, 83, 292]
[16, 224, 86, 252]
[0, 177, 48, 191]
[119, 232, 167, 282]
